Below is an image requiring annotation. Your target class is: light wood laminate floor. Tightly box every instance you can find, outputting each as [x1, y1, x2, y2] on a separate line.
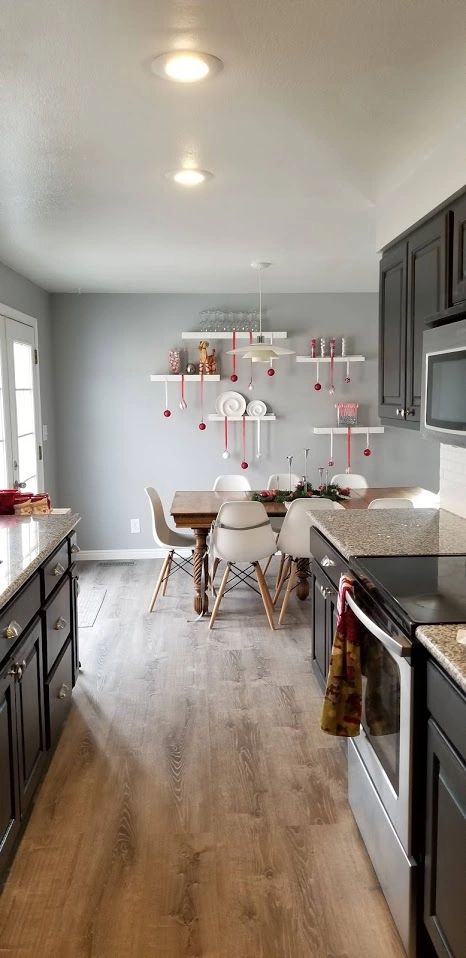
[0, 561, 405, 957]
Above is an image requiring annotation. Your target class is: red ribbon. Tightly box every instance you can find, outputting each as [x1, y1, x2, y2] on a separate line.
[232, 329, 236, 376]
[347, 426, 351, 471]
[181, 374, 185, 403]
[200, 370, 204, 422]
[242, 415, 246, 459]
[224, 415, 228, 450]
[249, 330, 253, 344]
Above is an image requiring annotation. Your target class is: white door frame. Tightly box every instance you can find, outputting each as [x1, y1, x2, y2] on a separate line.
[0, 302, 44, 490]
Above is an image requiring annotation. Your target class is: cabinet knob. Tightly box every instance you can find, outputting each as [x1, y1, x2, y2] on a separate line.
[51, 562, 65, 577]
[71, 543, 80, 554]
[318, 583, 330, 599]
[405, 407, 415, 416]
[57, 683, 69, 700]
[3, 619, 21, 639]
[321, 555, 335, 568]
[7, 659, 26, 679]
[54, 616, 67, 631]
[396, 408, 406, 418]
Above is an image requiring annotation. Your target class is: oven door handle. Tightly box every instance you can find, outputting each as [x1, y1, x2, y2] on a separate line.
[345, 592, 412, 658]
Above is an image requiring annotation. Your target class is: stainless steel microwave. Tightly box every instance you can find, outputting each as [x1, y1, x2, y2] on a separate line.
[421, 317, 466, 446]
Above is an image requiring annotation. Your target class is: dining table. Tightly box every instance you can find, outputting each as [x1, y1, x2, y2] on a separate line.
[170, 486, 438, 614]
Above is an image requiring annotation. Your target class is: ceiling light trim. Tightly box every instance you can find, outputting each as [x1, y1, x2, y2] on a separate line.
[151, 51, 223, 83]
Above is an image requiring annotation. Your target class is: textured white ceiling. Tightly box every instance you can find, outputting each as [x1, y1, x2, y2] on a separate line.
[0, 0, 465, 292]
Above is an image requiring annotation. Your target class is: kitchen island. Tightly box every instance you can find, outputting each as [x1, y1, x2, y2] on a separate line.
[0, 513, 80, 885]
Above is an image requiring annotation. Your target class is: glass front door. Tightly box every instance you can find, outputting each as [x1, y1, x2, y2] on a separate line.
[3, 318, 42, 493]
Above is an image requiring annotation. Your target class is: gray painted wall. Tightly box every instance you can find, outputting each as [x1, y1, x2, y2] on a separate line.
[0, 262, 56, 499]
[51, 292, 440, 551]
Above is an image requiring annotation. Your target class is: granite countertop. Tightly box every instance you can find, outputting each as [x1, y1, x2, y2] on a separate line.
[0, 513, 80, 608]
[416, 624, 466, 694]
[309, 508, 466, 560]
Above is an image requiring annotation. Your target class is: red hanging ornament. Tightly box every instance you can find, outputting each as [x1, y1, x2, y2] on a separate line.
[230, 329, 238, 382]
[163, 379, 171, 417]
[179, 373, 187, 410]
[314, 360, 322, 391]
[198, 370, 206, 431]
[363, 427, 372, 457]
[267, 363, 275, 377]
[240, 415, 249, 469]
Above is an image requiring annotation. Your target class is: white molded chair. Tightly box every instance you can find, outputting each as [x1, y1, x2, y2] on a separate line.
[267, 473, 301, 491]
[144, 487, 195, 611]
[209, 500, 277, 631]
[368, 497, 413, 509]
[331, 473, 368, 490]
[213, 475, 251, 491]
[274, 498, 344, 626]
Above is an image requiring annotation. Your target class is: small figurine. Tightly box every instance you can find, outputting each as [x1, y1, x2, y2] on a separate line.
[186, 362, 197, 375]
[198, 340, 209, 374]
[206, 348, 218, 375]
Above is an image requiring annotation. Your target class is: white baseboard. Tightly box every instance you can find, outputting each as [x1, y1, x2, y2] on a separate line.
[75, 548, 193, 561]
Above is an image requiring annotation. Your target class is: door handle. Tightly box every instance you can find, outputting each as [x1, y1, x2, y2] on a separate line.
[13, 480, 27, 489]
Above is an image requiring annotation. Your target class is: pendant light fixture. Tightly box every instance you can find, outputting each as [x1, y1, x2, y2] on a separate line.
[226, 262, 294, 370]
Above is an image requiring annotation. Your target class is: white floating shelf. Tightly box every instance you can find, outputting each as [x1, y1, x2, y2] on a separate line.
[208, 414, 276, 421]
[296, 355, 365, 363]
[313, 426, 384, 435]
[150, 374, 220, 382]
[182, 331, 288, 340]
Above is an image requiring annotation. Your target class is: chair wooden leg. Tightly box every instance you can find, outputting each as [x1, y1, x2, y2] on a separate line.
[273, 555, 291, 606]
[208, 564, 230, 630]
[274, 553, 285, 591]
[211, 557, 221, 585]
[148, 555, 169, 612]
[162, 551, 173, 596]
[278, 560, 297, 626]
[254, 562, 276, 631]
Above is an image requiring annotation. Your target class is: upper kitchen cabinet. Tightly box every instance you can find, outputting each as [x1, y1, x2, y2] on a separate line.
[452, 192, 466, 305]
[378, 241, 408, 423]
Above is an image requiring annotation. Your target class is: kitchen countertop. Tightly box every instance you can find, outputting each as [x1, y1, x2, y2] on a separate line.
[309, 508, 466, 560]
[0, 513, 80, 608]
[310, 507, 466, 692]
[416, 624, 466, 694]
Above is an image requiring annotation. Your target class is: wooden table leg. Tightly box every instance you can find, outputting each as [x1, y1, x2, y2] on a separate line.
[296, 558, 310, 600]
[193, 528, 209, 615]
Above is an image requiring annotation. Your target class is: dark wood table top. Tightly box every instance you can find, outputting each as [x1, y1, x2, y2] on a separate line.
[170, 487, 437, 528]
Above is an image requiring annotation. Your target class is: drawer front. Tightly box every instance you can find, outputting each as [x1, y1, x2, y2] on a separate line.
[69, 532, 80, 563]
[309, 529, 348, 588]
[427, 660, 466, 760]
[46, 639, 73, 748]
[0, 574, 41, 665]
[42, 541, 70, 600]
[45, 575, 72, 675]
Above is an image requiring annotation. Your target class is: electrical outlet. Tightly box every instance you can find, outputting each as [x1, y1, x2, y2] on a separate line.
[130, 518, 140, 534]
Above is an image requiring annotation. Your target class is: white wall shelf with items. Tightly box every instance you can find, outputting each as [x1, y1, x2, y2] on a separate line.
[181, 331, 288, 340]
[150, 374, 220, 382]
[296, 355, 365, 364]
[208, 414, 276, 421]
[313, 426, 384, 435]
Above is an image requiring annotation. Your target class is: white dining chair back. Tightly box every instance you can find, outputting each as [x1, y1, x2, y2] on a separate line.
[368, 497, 414, 509]
[144, 487, 195, 612]
[213, 474, 251, 492]
[267, 473, 301, 491]
[331, 473, 368, 489]
[211, 500, 277, 564]
[277, 498, 343, 561]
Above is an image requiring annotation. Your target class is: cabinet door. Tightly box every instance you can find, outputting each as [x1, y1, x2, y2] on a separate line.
[424, 718, 466, 958]
[0, 668, 20, 881]
[311, 564, 328, 689]
[378, 242, 408, 422]
[325, 585, 338, 674]
[71, 567, 79, 687]
[452, 193, 466, 305]
[406, 213, 448, 423]
[15, 620, 46, 816]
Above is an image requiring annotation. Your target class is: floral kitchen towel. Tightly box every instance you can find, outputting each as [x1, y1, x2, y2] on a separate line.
[320, 574, 362, 737]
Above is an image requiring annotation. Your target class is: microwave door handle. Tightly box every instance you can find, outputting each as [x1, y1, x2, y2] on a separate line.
[345, 592, 412, 658]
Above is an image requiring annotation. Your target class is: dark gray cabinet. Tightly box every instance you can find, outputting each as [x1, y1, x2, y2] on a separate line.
[424, 663, 466, 958]
[452, 193, 466, 305]
[378, 241, 408, 422]
[0, 669, 20, 872]
[15, 620, 46, 816]
[311, 560, 337, 690]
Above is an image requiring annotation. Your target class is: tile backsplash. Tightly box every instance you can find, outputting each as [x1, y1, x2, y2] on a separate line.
[439, 444, 466, 518]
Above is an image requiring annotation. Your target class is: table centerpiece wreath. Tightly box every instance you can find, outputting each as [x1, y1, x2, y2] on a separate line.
[251, 480, 350, 504]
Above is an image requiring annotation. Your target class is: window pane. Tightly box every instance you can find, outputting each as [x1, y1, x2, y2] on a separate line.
[0, 389, 4, 442]
[16, 389, 35, 437]
[18, 433, 37, 484]
[13, 341, 33, 389]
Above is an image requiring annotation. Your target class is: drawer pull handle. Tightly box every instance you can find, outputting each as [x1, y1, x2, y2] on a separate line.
[8, 659, 26, 679]
[3, 620, 21, 639]
[321, 555, 335, 568]
[54, 617, 67, 631]
[57, 683, 69, 700]
[71, 543, 80, 554]
[318, 584, 330, 599]
[51, 562, 65, 577]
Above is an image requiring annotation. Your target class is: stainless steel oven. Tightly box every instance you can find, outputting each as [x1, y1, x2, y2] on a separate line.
[421, 317, 466, 446]
[345, 586, 417, 956]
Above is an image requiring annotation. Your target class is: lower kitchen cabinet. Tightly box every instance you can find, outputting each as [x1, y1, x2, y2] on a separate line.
[423, 662, 466, 958]
[311, 560, 338, 690]
[0, 670, 20, 872]
[14, 620, 47, 816]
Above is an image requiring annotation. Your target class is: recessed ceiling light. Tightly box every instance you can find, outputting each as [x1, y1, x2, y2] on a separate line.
[151, 51, 223, 83]
[166, 169, 213, 187]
